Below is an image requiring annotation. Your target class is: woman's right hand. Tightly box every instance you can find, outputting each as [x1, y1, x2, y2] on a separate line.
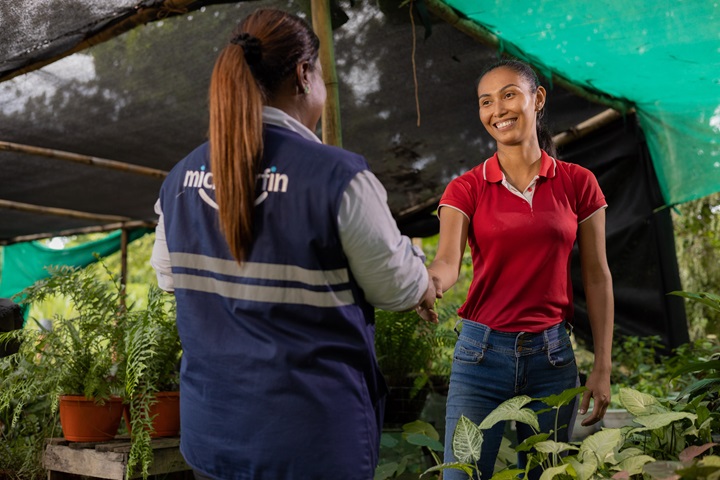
[416, 270, 442, 323]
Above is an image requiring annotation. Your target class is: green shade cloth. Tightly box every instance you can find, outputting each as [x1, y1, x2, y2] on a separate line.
[0, 229, 150, 300]
[440, 0, 720, 205]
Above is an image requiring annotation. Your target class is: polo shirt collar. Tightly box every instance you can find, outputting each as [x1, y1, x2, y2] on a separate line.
[483, 150, 557, 183]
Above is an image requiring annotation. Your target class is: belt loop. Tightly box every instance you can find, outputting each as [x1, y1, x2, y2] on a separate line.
[543, 328, 550, 347]
[453, 319, 463, 337]
[482, 324, 492, 344]
[565, 320, 574, 336]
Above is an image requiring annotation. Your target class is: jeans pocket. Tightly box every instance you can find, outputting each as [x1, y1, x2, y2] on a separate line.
[453, 337, 487, 365]
[546, 339, 576, 368]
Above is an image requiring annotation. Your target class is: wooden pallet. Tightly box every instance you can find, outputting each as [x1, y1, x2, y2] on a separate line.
[43, 436, 191, 480]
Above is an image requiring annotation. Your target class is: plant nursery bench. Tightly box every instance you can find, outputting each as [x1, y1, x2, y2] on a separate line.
[43, 436, 192, 480]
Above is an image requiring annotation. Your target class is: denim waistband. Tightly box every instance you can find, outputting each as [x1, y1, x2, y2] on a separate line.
[457, 319, 570, 355]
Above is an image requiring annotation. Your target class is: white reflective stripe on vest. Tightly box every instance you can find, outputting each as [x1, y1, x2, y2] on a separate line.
[169, 252, 354, 307]
[173, 273, 355, 307]
[170, 252, 350, 285]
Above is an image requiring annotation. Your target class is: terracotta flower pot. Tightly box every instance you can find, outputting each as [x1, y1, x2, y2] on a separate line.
[124, 391, 180, 438]
[59, 395, 124, 442]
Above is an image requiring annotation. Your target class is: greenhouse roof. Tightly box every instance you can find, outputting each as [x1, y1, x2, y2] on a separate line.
[0, 0, 718, 244]
[0, 0, 701, 345]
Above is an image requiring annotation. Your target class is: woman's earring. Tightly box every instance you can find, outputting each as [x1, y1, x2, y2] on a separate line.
[304, 84, 311, 95]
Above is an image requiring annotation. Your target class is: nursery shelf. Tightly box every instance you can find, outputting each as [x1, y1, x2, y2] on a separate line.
[43, 436, 191, 480]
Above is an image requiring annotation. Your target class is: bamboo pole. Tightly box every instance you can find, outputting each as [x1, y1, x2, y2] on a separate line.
[311, 0, 343, 147]
[0, 220, 156, 246]
[0, 140, 168, 178]
[120, 228, 129, 311]
[553, 108, 634, 147]
[423, 0, 631, 113]
[0, 199, 132, 223]
[398, 193, 444, 218]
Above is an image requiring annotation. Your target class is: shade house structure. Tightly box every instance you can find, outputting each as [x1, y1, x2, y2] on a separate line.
[1, 0, 719, 348]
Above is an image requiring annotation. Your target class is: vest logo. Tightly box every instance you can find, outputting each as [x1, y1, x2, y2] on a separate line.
[183, 165, 218, 209]
[183, 165, 214, 190]
[182, 165, 289, 209]
[255, 166, 289, 206]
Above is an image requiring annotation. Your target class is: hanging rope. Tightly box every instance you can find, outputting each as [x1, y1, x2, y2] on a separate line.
[409, 0, 421, 127]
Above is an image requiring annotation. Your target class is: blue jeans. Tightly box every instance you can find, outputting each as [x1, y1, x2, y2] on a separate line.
[443, 320, 579, 480]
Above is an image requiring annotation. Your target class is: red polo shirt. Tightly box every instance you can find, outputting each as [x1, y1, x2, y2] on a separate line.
[439, 151, 607, 332]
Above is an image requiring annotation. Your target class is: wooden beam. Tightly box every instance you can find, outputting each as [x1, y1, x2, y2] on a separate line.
[0, 140, 168, 178]
[398, 193, 444, 218]
[1, 220, 156, 246]
[43, 444, 126, 480]
[311, 0, 343, 147]
[553, 108, 634, 147]
[0, 199, 131, 223]
[423, 0, 631, 113]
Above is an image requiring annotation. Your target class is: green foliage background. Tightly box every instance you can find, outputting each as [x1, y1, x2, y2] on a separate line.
[24, 233, 156, 322]
[672, 192, 720, 340]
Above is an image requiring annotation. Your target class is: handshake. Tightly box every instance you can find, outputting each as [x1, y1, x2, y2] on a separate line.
[415, 268, 443, 323]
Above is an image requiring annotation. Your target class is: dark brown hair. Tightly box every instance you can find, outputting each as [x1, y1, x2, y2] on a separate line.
[209, 9, 319, 264]
[478, 59, 557, 158]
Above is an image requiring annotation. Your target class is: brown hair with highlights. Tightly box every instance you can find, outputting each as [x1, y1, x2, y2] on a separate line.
[209, 9, 319, 263]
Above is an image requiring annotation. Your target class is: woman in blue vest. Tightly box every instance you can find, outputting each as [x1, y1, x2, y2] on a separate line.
[151, 8, 439, 480]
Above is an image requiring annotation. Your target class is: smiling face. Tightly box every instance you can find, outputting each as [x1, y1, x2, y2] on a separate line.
[477, 66, 546, 149]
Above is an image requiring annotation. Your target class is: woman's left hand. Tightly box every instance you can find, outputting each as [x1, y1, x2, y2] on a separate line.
[580, 369, 611, 426]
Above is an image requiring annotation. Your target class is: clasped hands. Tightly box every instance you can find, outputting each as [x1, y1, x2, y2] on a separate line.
[415, 269, 443, 323]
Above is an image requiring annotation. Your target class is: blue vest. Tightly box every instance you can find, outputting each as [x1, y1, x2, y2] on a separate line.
[159, 125, 385, 479]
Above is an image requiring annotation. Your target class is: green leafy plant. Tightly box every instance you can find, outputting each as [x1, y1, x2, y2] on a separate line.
[0, 359, 58, 480]
[664, 337, 720, 397]
[375, 309, 456, 428]
[668, 291, 720, 416]
[375, 307, 457, 385]
[610, 334, 673, 400]
[422, 386, 720, 480]
[0, 264, 127, 408]
[0, 265, 182, 480]
[616, 387, 719, 479]
[375, 310, 436, 390]
[375, 420, 443, 479]
[0, 264, 128, 479]
[672, 195, 720, 340]
[124, 286, 181, 478]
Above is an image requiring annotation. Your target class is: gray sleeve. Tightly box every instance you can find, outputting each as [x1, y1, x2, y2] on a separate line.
[150, 199, 174, 292]
[337, 171, 429, 311]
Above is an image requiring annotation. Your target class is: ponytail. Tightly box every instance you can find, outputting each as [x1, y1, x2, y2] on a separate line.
[209, 45, 263, 264]
[208, 9, 319, 265]
[537, 115, 557, 158]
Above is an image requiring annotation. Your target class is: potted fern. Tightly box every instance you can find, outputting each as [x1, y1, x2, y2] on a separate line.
[0, 266, 183, 478]
[124, 286, 182, 478]
[0, 265, 128, 443]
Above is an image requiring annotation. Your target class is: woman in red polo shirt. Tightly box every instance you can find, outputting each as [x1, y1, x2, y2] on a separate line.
[421, 60, 614, 479]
